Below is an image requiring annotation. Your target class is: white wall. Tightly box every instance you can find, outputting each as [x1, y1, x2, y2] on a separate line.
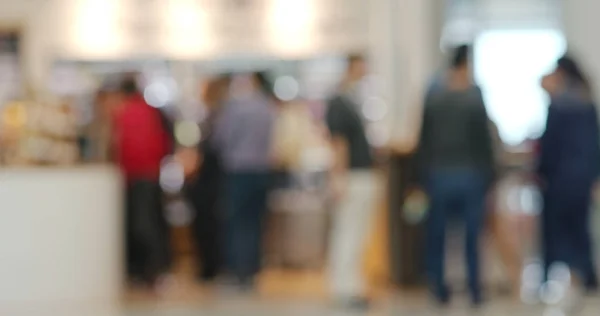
[561, 0, 600, 103]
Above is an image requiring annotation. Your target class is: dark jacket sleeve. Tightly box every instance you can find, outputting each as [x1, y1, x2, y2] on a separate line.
[472, 90, 496, 185]
[411, 97, 432, 186]
[325, 97, 347, 138]
[537, 104, 561, 181]
[592, 107, 600, 179]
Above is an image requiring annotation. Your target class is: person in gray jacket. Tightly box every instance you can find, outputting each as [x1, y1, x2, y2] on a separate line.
[415, 45, 495, 306]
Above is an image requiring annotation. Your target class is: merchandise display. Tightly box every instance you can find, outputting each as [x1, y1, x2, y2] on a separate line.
[0, 100, 79, 165]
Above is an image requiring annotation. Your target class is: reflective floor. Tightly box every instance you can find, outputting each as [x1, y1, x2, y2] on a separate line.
[5, 297, 599, 316]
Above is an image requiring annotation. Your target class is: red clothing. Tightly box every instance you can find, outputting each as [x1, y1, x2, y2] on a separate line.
[113, 94, 171, 181]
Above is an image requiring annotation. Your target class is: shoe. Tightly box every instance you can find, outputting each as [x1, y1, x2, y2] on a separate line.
[471, 294, 484, 308]
[338, 296, 371, 312]
[430, 286, 451, 306]
[585, 277, 599, 294]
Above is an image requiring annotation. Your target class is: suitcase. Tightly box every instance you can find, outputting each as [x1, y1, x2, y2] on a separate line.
[265, 172, 330, 269]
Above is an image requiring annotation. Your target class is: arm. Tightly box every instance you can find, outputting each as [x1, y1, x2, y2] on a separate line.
[211, 103, 232, 155]
[411, 103, 430, 186]
[325, 100, 349, 176]
[537, 104, 560, 182]
[589, 106, 600, 180]
[472, 90, 496, 185]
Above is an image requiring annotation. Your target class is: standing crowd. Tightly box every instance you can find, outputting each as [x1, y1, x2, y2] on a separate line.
[87, 59, 380, 311]
[85, 46, 600, 311]
[416, 45, 599, 307]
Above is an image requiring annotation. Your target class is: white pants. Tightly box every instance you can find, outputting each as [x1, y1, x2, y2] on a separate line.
[328, 170, 379, 298]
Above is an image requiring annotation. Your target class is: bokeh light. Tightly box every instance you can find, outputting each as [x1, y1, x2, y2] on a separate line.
[159, 156, 185, 194]
[174, 120, 202, 147]
[165, 199, 194, 227]
[144, 82, 170, 108]
[361, 97, 388, 122]
[274, 76, 300, 101]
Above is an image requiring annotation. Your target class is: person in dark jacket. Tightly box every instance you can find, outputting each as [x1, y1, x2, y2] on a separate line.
[415, 45, 495, 305]
[538, 55, 600, 292]
[186, 74, 231, 283]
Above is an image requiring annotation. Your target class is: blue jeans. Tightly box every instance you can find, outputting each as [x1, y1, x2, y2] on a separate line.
[224, 172, 270, 284]
[424, 169, 487, 300]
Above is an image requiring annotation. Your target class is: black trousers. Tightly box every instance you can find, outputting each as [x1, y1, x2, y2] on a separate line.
[187, 184, 222, 281]
[126, 180, 170, 283]
[542, 181, 597, 287]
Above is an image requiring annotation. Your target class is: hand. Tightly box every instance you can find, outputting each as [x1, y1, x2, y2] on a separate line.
[175, 147, 202, 179]
[329, 172, 347, 202]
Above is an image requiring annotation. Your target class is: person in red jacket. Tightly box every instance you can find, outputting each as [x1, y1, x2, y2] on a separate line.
[113, 75, 172, 287]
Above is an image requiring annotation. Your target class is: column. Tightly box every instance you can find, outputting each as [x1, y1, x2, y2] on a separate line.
[561, 0, 600, 103]
[369, 0, 445, 286]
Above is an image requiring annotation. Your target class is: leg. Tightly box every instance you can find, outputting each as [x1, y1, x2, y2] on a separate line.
[487, 204, 521, 297]
[463, 174, 487, 303]
[193, 195, 221, 281]
[125, 184, 142, 280]
[541, 192, 556, 282]
[569, 189, 597, 290]
[425, 173, 450, 302]
[225, 174, 246, 283]
[249, 173, 270, 277]
[328, 172, 378, 300]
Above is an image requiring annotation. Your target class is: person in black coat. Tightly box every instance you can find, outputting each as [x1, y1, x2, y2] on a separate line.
[538, 55, 600, 292]
[186, 74, 232, 282]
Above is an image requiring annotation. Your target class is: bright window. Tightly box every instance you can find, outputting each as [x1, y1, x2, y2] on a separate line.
[474, 29, 566, 145]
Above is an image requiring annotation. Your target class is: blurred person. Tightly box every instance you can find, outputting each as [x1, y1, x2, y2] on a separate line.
[486, 120, 522, 298]
[325, 54, 378, 310]
[212, 72, 275, 290]
[414, 45, 495, 305]
[185, 74, 231, 283]
[81, 80, 122, 162]
[113, 74, 172, 288]
[537, 55, 600, 292]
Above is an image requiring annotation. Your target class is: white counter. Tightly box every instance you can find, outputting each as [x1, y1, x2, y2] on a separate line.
[0, 166, 123, 307]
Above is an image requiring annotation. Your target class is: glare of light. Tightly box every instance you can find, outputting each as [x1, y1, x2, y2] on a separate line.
[174, 121, 202, 147]
[71, 0, 122, 56]
[543, 308, 565, 316]
[367, 123, 390, 147]
[273, 76, 300, 101]
[144, 82, 170, 108]
[522, 260, 543, 287]
[269, 0, 315, 55]
[540, 280, 566, 305]
[165, 199, 194, 227]
[160, 156, 185, 194]
[520, 259, 543, 304]
[155, 274, 179, 296]
[165, 0, 211, 57]
[475, 30, 566, 145]
[299, 147, 333, 172]
[362, 97, 388, 122]
[548, 262, 571, 285]
[521, 185, 542, 216]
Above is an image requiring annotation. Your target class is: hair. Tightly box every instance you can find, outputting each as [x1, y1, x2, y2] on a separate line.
[346, 53, 366, 70]
[204, 73, 232, 106]
[450, 44, 470, 69]
[252, 71, 274, 97]
[557, 55, 591, 92]
[120, 74, 139, 95]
